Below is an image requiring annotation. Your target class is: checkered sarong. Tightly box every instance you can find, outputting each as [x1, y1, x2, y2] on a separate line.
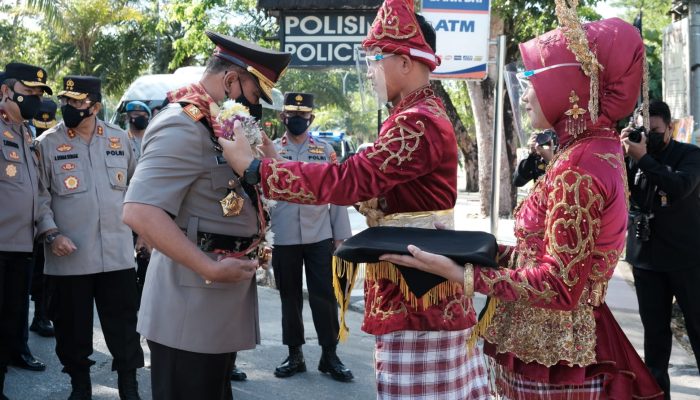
[374, 329, 490, 400]
[494, 366, 605, 400]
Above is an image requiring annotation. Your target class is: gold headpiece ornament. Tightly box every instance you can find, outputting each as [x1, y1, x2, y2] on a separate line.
[555, 0, 603, 123]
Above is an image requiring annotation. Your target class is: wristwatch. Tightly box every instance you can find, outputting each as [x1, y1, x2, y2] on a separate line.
[242, 158, 261, 185]
[44, 231, 61, 245]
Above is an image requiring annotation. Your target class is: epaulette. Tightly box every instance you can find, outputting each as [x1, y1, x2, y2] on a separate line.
[182, 104, 204, 122]
[103, 121, 125, 132]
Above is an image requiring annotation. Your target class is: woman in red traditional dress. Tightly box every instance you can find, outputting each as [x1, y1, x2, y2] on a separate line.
[380, 1, 666, 399]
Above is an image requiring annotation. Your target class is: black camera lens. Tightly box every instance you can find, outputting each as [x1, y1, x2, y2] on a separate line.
[628, 126, 646, 143]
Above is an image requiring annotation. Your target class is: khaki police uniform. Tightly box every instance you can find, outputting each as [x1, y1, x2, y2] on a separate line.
[125, 103, 260, 354]
[127, 131, 142, 161]
[272, 134, 352, 347]
[36, 119, 144, 374]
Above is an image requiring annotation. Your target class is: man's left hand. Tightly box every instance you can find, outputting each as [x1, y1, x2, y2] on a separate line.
[218, 120, 255, 176]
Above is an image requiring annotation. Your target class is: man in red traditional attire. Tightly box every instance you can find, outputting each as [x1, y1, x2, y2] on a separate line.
[380, 1, 666, 399]
[219, 1, 490, 398]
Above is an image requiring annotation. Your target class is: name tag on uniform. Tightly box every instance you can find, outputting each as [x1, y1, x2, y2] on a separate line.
[309, 155, 327, 161]
[55, 154, 79, 161]
[215, 155, 227, 165]
[105, 150, 125, 156]
[2, 140, 18, 148]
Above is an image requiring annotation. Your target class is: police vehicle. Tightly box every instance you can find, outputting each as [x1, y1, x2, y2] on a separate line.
[309, 129, 357, 162]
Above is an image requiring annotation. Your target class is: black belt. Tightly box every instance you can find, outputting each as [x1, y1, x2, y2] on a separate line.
[194, 231, 256, 254]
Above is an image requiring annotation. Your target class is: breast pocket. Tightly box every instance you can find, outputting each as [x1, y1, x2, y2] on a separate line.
[105, 155, 128, 190]
[0, 144, 24, 183]
[210, 166, 238, 193]
[53, 171, 87, 196]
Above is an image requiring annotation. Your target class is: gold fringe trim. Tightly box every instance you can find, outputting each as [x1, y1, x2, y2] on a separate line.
[467, 297, 499, 352]
[332, 257, 462, 341]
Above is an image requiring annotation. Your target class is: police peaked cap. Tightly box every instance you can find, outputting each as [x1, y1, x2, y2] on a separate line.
[4, 62, 52, 95]
[58, 75, 101, 102]
[206, 31, 291, 104]
[283, 92, 314, 112]
[33, 98, 58, 129]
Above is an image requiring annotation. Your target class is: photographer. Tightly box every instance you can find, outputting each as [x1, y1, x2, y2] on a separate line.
[622, 100, 700, 398]
[513, 130, 557, 187]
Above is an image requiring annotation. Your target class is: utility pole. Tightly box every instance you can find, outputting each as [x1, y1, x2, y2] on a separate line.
[689, 0, 700, 134]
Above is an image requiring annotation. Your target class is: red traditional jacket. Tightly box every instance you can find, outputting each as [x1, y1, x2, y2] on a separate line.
[260, 86, 473, 334]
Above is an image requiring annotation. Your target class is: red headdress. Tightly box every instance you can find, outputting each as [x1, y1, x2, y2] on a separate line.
[362, 0, 441, 71]
[520, 0, 646, 145]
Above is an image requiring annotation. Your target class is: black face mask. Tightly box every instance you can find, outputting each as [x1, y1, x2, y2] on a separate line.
[647, 131, 666, 155]
[61, 104, 93, 128]
[9, 91, 42, 120]
[232, 79, 263, 122]
[130, 115, 149, 130]
[285, 116, 311, 136]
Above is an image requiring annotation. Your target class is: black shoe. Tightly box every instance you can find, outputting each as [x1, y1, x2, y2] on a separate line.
[11, 353, 46, 372]
[67, 371, 92, 400]
[117, 369, 141, 400]
[230, 366, 247, 381]
[274, 348, 306, 378]
[30, 317, 55, 337]
[318, 352, 353, 382]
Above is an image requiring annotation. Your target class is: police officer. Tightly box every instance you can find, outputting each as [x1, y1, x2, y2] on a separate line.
[124, 101, 150, 161]
[124, 101, 152, 303]
[27, 98, 57, 338]
[271, 93, 354, 382]
[0, 62, 54, 398]
[122, 32, 290, 399]
[36, 76, 144, 400]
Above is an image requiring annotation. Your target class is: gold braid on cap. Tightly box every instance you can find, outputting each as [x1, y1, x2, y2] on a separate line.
[555, 0, 603, 123]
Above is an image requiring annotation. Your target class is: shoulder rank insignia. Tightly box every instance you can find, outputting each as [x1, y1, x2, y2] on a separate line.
[63, 175, 80, 190]
[5, 164, 17, 177]
[61, 162, 76, 171]
[183, 104, 204, 122]
[330, 152, 338, 164]
[309, 146, 325, 155]
[8, 150, 19, 160]
[57, 144, 72, 152]
[97, 126, 104, 136]
[3, 131, 13, 140]
[67, 129, 76, 139]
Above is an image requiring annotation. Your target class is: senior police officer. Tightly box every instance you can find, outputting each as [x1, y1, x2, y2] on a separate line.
[0, 62, 54, 399]
[122, 32, 291, 400]
[271, 93, 354, 382]
[36, 76, 144, 400]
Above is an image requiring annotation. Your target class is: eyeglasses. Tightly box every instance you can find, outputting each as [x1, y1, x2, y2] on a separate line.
[516, 63, 581, 91]
[365, 53, 396, 67]
[59, 97, 92, 109]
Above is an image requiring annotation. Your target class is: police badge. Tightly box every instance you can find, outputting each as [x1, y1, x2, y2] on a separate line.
[219, 190, 244, 217]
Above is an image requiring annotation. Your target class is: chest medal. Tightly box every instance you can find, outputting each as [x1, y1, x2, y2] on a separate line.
[220, 190, 244, 217]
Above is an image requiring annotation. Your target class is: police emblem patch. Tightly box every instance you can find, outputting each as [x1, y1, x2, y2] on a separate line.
[109, 142, 122, 150]
[57, 144, 72, 152]
[309, 146, 325, 154]
[37, 70, 44, 80]
[8, 151, 19, 160]
[116, 170, 125, 183]
[66, 79, 75, 91]
[63, 175, 79, 190]
[108, 136, 120, 143]
[2, 131, 13, 139]
[5, 164, 17, 177]
[61, 163, 76, 171]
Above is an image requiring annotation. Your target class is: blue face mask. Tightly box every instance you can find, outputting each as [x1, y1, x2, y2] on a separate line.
[285, 116, 311, 136]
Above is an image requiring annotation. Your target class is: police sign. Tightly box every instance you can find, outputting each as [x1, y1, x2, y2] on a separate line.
[282, 12, 376, 67]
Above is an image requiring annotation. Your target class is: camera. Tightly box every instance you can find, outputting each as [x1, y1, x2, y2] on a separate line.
[536, 129, 557, 147]
[630, 210, 653, 242]
[628, 126, 646, 143]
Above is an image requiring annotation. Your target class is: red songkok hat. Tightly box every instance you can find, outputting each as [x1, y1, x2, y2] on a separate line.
[362, 0, 441, 71]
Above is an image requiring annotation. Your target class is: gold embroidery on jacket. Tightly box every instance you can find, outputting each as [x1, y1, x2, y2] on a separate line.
[479, 269, 558, 303]
[545, 170, 604, 287]
[366, 115, 424, 172]
[265, 160, 317, 203]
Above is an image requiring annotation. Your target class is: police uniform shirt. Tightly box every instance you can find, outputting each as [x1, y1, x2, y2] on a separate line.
[0, 116, 51, 252]
[271, 135, 352, 245]
[128, 131, 143, 161]
[36, 120, 137, 275]
[124, 104, 260, 354]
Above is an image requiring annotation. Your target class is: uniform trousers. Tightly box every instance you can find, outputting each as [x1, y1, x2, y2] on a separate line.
[0, 252, 31, 372]
[47, 268, 144, 373]
[272, 239, 339, 347]
[148, 340, 233, 400]
[633, 266, 700, 399]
